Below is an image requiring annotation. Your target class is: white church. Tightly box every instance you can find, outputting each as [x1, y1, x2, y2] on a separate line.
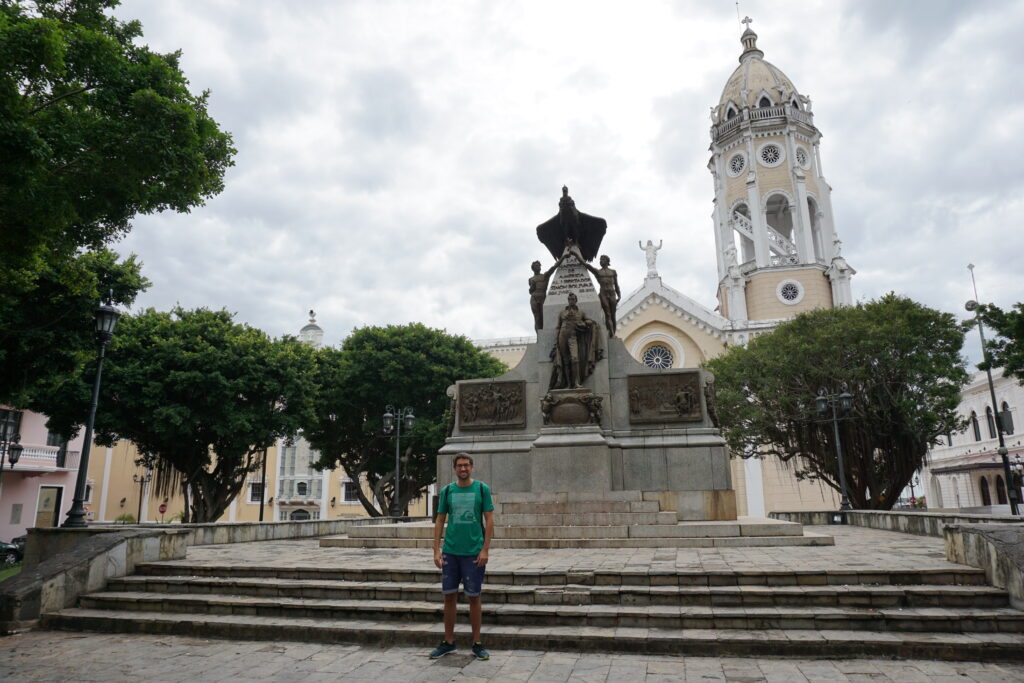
[480, 22, 854, 517]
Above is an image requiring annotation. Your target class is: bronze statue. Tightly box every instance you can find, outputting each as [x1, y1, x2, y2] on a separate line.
[536, 186, 607, 262]
[579, 251, 621, 336]
[549, 292, 601, 390]
[528, 254, 567, 330]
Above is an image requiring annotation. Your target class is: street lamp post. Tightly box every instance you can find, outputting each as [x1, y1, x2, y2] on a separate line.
[63, 299, 121, 528]
[382, 405, 415, 518]
[816, 385, 854, 513]
[133, 468, 153, 523]
[965, 263, 1019, 516]
[0, 410, 24, 496]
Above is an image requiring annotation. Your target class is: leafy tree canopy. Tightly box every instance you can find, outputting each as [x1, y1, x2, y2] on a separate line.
[0, 0, 235, 296]
[41, 307, 318, 523]
[303, 324, 507, 517]
[976, 302, 1024, 384]
[705, 294, 968, 510]
[1, 248, 148, 407]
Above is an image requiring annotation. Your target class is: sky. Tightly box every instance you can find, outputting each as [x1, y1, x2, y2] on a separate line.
[111, 0, 1024, 362]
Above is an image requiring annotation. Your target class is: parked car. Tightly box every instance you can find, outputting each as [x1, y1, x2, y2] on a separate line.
[1, 539, 22, 565]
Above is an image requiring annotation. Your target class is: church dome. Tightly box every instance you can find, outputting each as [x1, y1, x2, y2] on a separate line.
[299, 310, 324, 348]
[717, 24, 803, 117]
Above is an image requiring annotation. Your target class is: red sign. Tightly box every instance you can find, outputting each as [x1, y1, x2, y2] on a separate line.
[158, 503, 168, 514]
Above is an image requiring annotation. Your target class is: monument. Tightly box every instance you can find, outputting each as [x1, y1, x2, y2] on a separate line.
[439, 188, 737, 521]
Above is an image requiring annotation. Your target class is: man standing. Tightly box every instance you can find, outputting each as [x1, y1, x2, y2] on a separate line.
[430, 453, 494, 660]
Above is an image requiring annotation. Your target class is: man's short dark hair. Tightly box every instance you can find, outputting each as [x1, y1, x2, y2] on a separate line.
[453, 453, 473, 467]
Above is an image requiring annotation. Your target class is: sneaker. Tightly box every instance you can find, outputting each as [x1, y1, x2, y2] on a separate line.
[429, 641, 456, 659]
[471, 642, 490, 660]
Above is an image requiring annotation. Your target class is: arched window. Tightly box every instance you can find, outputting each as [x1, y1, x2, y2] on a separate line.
[1002, 401, 1014, 434]
[290, 509, 310, 521]
[986, 406, 997, 438]
[758, 96, 772, 108]
[296, 481, 308, 496]
[791, 99, 800, 110]
[980, 476, 991, 506]
[996, 475, 1008, 505]
[971, 411, 981, 441]
[726, 105, 737, 120]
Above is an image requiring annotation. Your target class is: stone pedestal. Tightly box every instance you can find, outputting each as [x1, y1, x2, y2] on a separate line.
[440, 257, 735, 523]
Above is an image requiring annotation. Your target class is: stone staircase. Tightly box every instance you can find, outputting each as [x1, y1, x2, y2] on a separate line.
[320, 492, 835, 549]
[42, 559, 1024, 660]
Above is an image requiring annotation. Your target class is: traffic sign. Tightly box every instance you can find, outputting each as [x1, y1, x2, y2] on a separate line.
[158, 503, 168, 514]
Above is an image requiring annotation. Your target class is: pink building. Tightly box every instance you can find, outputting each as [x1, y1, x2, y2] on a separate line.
[0, 408, 84, 542]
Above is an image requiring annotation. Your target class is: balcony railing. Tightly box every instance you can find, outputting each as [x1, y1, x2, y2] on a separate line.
[713, 105, 814, 140]
[15, 446, 81, 470]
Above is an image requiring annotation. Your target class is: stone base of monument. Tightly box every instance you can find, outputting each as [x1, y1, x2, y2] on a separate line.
[319, 491, 834, 549]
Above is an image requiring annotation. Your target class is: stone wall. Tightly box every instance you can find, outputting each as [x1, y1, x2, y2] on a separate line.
[770, 509, 1023, 538]
[945, 524, 1024, 609]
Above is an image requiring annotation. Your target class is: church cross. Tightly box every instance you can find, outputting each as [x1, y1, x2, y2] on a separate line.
[741, 16, 753, 28]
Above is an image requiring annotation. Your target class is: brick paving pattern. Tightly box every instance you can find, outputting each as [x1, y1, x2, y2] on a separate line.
[2, 631, 1023, 682]
[165, 525, 957, 574]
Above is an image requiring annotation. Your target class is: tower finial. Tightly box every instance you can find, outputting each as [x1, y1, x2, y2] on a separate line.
[739, 15, 762, 61]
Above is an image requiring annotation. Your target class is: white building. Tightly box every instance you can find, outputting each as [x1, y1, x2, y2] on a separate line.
[922, 368, 1023, 512]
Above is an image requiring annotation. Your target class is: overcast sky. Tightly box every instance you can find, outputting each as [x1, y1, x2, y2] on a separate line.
[111, 0, 1024, 363]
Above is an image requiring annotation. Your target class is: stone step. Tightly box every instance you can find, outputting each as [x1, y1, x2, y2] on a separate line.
[495, 500, 662, 515]
[44, 609, 1024, 661]
[344, 519, 805, 540]
[319, 534, 833, 549]
[107, 575, 1009, 608]
[134, 563, 988, 587]
[492, 511, 678, 526]
[492, 491, 647, 503]
[70, 593, 1024, 633]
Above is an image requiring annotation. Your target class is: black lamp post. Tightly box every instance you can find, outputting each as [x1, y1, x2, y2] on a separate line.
[965, 263, 1019, 515]
[133, 467, 153, 523]
[63, 299, 121, 528]
[0, 410, 24, 494]
[816, 384, 854, 514]
[382, 405, 415, 517]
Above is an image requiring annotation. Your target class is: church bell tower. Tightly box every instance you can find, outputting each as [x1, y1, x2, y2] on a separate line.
[708, 19, 853, 324]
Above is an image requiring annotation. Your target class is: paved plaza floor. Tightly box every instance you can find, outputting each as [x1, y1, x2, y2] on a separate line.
[2, 525, 1022, 681]
[2, 631, 1023, 682]
[162, 524, 959, 574]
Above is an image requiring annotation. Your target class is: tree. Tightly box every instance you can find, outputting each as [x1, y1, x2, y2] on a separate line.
[1, 248, 149, 407]
[302, 324, 507, 517]
[42, 307, 318, 523]
[977, 302, 1024, 384]
[705, 294, 968, 510]
[1, 0, 235, 291]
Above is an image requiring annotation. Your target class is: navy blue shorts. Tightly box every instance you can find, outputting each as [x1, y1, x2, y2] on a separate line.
[441, 553, 486, 597]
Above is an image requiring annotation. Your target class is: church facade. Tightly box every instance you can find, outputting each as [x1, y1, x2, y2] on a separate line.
[480, 24, 855, 516]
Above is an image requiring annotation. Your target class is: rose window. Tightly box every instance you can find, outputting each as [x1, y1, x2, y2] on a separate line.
[642, 345, 674, 369]
[760, 144, 782, 166]
[795, 147, 808, 168]
[780, 283, 800, 301]
[728, 154, 745, 176]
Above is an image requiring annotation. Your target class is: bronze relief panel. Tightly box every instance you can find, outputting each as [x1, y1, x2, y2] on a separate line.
[458, 380, 527, 430]
[627, 372, 702, 424]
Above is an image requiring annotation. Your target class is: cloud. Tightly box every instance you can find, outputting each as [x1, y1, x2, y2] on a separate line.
[108, 0, 1024, 366]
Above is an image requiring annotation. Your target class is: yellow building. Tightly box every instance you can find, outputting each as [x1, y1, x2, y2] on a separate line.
[479, 24, 851, 517]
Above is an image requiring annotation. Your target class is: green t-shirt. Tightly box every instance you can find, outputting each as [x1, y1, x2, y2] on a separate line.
[437, 480, 494, 556]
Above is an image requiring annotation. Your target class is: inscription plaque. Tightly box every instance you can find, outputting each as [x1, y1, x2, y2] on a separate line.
[458, 380, 526, 430]
[627, 372, 702, 424]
